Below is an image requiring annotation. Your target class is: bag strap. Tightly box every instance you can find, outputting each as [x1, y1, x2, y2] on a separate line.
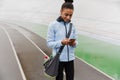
[58, 23, 72, 54]
[67, 23, 72, 38]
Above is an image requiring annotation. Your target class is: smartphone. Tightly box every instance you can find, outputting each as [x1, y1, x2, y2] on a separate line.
[69, 39, 76, 43]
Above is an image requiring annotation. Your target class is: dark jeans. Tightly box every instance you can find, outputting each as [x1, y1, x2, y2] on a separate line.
[56, 60, 74, 80]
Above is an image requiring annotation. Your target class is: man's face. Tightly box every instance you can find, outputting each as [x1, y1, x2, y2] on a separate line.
[60, 8, 73, 22]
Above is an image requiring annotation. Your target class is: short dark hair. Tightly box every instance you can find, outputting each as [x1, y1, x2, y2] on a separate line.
[64, 0, 73, 3]
[61, 2, 74, 10]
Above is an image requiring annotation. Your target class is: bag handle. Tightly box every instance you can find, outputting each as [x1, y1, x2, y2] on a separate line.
[58, 23, 72, 54]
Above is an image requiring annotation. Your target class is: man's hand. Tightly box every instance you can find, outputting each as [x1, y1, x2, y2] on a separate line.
[61, 38, 76, 46]
[61, 38, 69, 45]
[68, 39, 76, 46]
[68, 41, 76, 46]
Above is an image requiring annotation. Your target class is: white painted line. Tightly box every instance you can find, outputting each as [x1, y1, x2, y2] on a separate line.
[14, 26, 48, 57]
[76, 56, 115, 80]
[1, 27, 27, 80]
[5, 22, 43, 38]
[10, 23, 115, 80]
[17, 25, 114, 80]
[15, 25, 67, 76]
[2, 22, 49, 58]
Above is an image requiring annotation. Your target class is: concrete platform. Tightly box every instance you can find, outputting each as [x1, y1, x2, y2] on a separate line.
[0, 26, 25, 80]
[0, 22, 114, 80]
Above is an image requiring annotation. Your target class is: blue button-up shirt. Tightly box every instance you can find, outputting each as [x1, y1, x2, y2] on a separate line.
[47, 20, 78, 62]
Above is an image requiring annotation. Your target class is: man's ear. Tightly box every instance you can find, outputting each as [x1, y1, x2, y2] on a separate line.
[60, 9, 63, 15]
[60, 9, 63, 12]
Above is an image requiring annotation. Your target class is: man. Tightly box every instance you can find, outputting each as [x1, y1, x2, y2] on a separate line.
[47, 1, 77, 80]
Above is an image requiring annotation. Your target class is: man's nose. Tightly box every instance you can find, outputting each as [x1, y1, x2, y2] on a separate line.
[66, 15, 71, 20]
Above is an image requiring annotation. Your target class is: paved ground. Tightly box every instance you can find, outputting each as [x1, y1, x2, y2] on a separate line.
[0, 23, 50, 80]
[0, 22, 114, 80]
[0, 26, 25, 80]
